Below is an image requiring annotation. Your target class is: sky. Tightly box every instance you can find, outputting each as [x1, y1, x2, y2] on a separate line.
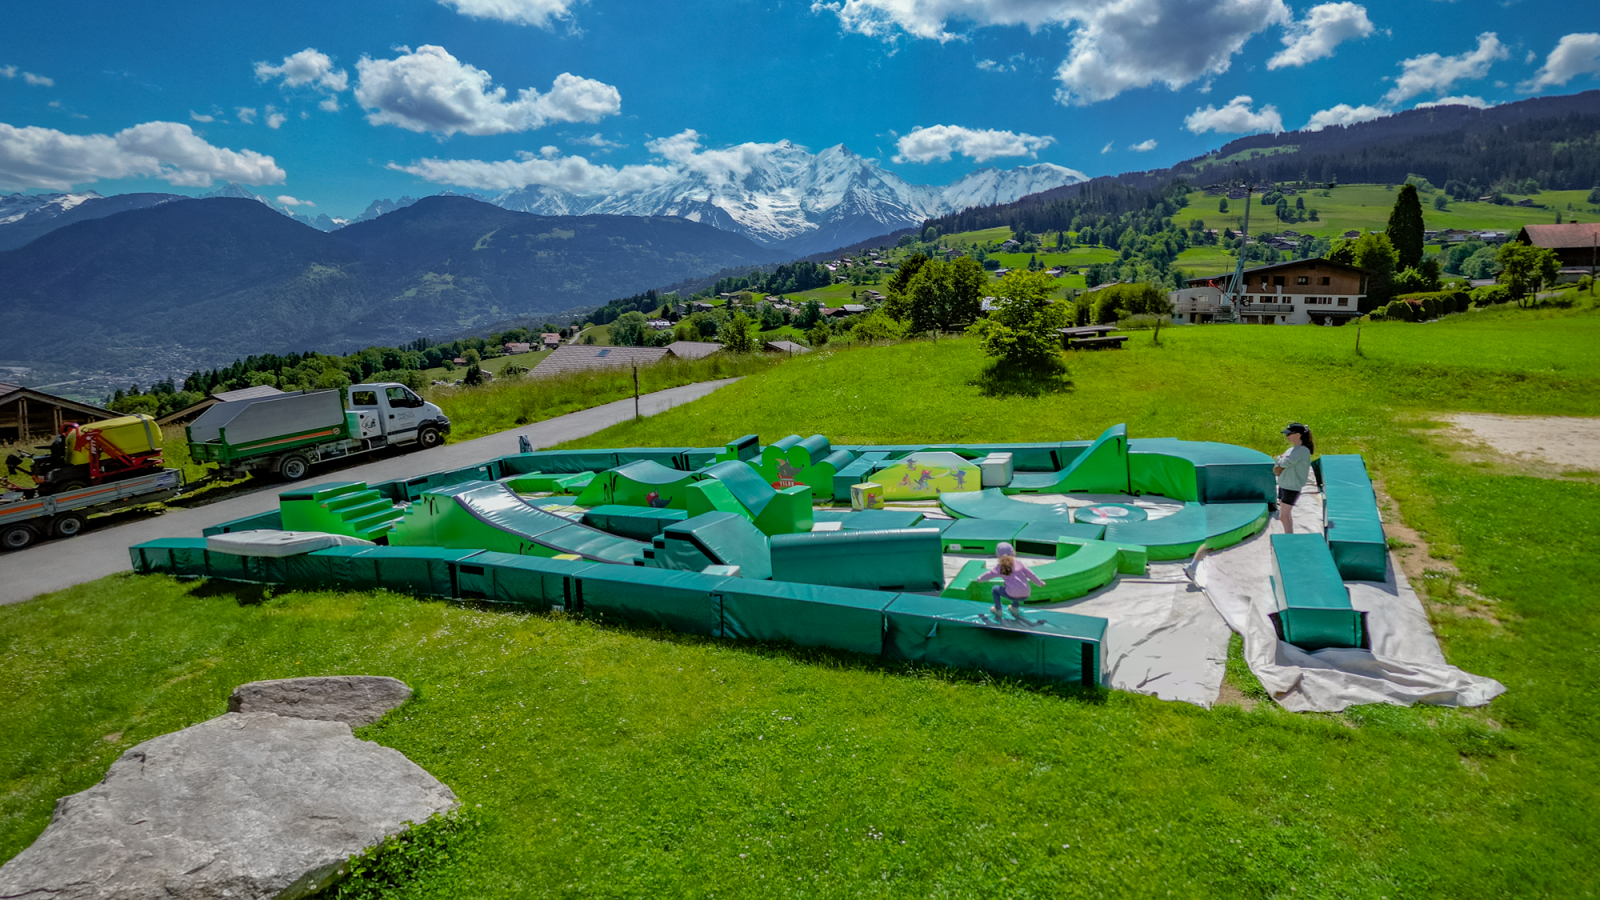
[2, 0, 1598, 219]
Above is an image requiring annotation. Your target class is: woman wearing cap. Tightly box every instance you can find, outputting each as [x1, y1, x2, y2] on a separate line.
[1275, 423, 1315, 534]
[975, 542, 1046, 619]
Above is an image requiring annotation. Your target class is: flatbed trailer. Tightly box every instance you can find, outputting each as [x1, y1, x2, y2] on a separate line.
[0, 469, 184, 551]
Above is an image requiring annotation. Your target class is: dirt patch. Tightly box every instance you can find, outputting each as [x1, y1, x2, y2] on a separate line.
[1441, 413, 1600, 478]
[1370, 478, 1505, 627]
[1214, 681, 1257, 711]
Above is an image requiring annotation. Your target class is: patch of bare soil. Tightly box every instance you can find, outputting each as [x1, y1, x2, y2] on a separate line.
[1214, 681, 1257, 712]
[1370, 477, 1506, 627]
[1440, 413, 1600, 479]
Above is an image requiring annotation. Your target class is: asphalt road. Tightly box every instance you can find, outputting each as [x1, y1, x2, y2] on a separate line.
[0, 379, 738, 606]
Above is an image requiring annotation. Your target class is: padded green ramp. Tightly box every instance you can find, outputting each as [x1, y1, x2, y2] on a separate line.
[770, 528, 943, 591]
[1006, 424, 1129, 494]
[836, 509, 926, 530]
[1103, 502, 1268, 560]
[202, 509, 283, 537]
[656, 512, 772, 580]
[718, 580, 894, 655]
[694, 461, 813, 535]
[577, 566, 727, 637]
[454, 551, 597, 609]
[392, 481, 646, 562]
[940, 489, 1079, 525]
[1270, 533, 1367, 651]
[129, 538, 209, 577]
[575, 459, 697, 509]
[501, 472, 594, 494]
[1318, 454, 1387, 582]
[500, 450, 618, 475]
[582, 505, 688, 540]
[883, 594, 1106, 686]
[1128, 439, 1274, 503]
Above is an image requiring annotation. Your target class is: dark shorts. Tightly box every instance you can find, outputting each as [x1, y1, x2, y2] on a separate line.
[1278, 488, 1301, 507]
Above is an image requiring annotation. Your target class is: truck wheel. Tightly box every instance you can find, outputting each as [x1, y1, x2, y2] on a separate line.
[277, 454, 311, 481]
[1, 524, 37, 551]
[51, 513, 88, 538]
[416, 426, 442, 450]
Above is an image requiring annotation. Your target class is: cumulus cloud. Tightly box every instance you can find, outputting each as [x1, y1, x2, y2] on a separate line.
[1184, 95, 1284, 134]
[276, 195, 314, 207]
[236, 107, 258, 124]
[438, 0, 580, 28]
[1129, 138, 1157, 151]
[0, 120, 286, 191]
[1519, 33, 1600, 91]
[1384, 32, 1507, 104]
[1267, 2, 1373, 69]
[1414, 95, 1491, 109]
[190, 111, 215, 123]
[2, 66, 54, 86]
[1303, 102, 1388, 131]
[891, 124, 1054, 163]
[353, 45, 620, 136]
[265, 106, 287, 129]
[815, 0, 1291, 104]
[255, 48, 349, 93]
[570, 132, 622, 148]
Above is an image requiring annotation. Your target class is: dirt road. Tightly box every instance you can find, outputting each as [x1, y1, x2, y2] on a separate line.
[0, 379, 737, 605]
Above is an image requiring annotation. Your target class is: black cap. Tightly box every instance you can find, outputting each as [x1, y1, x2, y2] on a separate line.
[1281, 422, 1309, 435]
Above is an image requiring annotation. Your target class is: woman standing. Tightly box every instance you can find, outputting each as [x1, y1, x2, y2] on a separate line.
[1274, 422, 1315, 534]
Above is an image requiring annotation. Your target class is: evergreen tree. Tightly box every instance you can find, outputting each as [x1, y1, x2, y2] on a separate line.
[1386, 184, 1426, 271]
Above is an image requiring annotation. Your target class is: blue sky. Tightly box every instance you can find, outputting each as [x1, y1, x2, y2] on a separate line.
[2, 0, 1597, 218]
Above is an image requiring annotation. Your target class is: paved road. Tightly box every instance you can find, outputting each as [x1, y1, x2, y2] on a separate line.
[0, 379, 737, 606]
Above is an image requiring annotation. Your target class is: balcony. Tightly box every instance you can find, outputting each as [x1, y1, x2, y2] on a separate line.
[1240, 303, 1294, 313]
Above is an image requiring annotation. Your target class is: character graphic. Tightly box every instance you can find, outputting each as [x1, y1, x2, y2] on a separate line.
[915, 468, 937, 491]
[773, 459, 800, 489]
[952, 468, 968, 490]
[646, 490, 670, 509]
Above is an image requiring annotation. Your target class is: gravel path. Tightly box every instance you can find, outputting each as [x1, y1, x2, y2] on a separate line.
[1443, 412, 1600, 471]
[0, 379, 738, 606]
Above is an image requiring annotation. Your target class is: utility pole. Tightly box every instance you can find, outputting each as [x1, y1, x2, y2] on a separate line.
[632, 362, 640, 420]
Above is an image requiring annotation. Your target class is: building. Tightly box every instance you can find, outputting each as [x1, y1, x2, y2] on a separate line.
[1, 383, 116, 443]
[1175, 258, 1367, 325]
[764, 340, 810, 354]
[541, 332, 562, 350]
[529, 345, 674, 378]
[662, 341, 722, 360]
[1514, 223, 1600, 280]
[503, 342, 532, 355]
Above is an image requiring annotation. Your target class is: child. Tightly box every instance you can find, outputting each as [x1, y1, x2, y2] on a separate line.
[975, 542, 1046, 618]
[1274, 422, 1315, 534]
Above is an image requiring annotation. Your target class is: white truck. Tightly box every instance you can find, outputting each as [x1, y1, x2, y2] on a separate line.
[186, 383, 451, 481]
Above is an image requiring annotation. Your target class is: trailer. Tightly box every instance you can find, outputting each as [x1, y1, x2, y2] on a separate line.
[186, 382, 450, 481]
[1, 468, 184, 550]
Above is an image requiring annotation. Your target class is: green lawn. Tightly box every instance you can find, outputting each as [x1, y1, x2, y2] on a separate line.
[5, 297, 1599, 897]
[418, 349, 553, 383]
[1176, 184, 1588, 240]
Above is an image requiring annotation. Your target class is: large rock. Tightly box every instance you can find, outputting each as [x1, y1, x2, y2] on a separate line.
[0, 713, 457, 900]
[228, 676, 413, 728]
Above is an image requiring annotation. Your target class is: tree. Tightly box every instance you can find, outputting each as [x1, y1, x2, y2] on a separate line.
[1386, 183, 1426, 271]
[1496, 242, 1559, 304]
[1218, 198, 1229, 213]
[1433, 194, 1449, 212]
[883, 252, 930, 319]
[721, 312, 758, 352]
[609, 311, 649, 347]
[966, 270, 1069, 370]
[851, 309, 908, 342]
[1350, 232, 1399, 310]
[798, 299, 823, 328]
[463, 364, 484, 386]
[1090, 283, 1173, 324]
[462, 348, 481, 365]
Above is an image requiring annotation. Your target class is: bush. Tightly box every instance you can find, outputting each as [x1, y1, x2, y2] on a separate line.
[1471, 284, 1511, 306]
[805, 325, 830, 347]
[850, 309, 908, 343]
[966, 271, 1069, 370]
[1089, 283, 1172, 325]
[1398, 290, 1470, 317]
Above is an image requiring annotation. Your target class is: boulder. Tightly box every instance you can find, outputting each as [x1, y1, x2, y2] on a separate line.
[228, 675, 412, 728]
[0, 712, 457, 900]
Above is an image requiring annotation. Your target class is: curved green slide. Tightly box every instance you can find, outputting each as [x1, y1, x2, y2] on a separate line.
[390, 480, 645, 563]
[1005, 424, 1129, 494]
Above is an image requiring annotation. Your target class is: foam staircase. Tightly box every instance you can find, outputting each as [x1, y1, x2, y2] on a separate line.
[279, 481, 405, 541]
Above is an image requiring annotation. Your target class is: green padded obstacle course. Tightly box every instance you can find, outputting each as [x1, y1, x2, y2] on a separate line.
[1006, 424, 1130, 494]
[754, 434, 859, 495]
[389, 481, 643, 562]
[648, 511, 773, 580]
[1318, 454, 1388, 582]
[689, 461, 814, 535]
[1270, 533, 1368, 651]
[884, 594, 1105, 686]
[769, 527, 944, 591]
[280, 482, 404, 541]
[501, 471, 594, 495]
[872, 452, 982, 500]
[581, 505, 688, 541]
[575, 459, 697, 509]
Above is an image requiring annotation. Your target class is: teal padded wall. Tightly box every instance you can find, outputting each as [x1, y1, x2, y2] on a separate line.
[129, 538, 209, 576]
[1318, 454, 1388, 582]
[770, 527, 944, 591]
[717, 580, 894, 655]
[577, 566, 727, 637]
[883, 594, 1106, 686]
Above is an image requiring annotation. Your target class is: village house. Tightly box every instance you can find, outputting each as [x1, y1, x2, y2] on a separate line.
[503, 342, 532, 355]
[1171, 258, 1367, 325]
[541, 332, 562, 350]
[1516, 222, 1600, 280]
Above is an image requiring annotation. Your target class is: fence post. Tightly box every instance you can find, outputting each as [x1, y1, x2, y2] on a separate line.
[1355, 323, 1362, 356]
[633, 363, 640, 419]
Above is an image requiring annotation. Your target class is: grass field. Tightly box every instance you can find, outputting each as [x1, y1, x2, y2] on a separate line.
[4, 295, 1598, 897]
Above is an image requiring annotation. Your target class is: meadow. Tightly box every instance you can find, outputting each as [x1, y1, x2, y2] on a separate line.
[3, 296, 1597, 897]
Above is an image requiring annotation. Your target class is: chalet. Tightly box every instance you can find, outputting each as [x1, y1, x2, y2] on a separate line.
[693, 301, 715, 312]
[1, 383, 116, 443]
[646, 319, 671, 329]
[1175, 258, 1367, 325]
[1515, 198, 1537, 207]
[993, 267, 1012, 276]
[763, 340, 810, 354]
[541, 332, 562, 350]
[1000, 239, 1021, 249]
[1046, 267, 1066, 277]
[1342, 230, 1362, 239]
[841, 304, 867, 315]
[1515, 223, 1600, 279]
[861, 290, 885, 302]
[503, 342, 532, 355]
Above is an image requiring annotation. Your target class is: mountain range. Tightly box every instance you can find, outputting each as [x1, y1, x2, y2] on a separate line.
[0, 196, 778, 380]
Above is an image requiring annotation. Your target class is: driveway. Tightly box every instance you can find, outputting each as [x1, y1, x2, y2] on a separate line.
[0, 379, 737, 606]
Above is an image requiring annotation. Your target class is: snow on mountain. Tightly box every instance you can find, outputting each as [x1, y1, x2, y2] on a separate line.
[0, 191, 105, 226]
[491, 143, 1086, 255]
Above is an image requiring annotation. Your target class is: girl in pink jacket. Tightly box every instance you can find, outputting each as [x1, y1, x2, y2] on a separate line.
[975, 542, 1046, 618]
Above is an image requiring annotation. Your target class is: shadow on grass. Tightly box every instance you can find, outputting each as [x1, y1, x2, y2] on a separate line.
[187, 579, 274, 606]
[970, 358, 1073, 398]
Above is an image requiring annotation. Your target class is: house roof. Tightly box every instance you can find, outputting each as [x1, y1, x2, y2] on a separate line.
[1517, 223, 1600, 250]
[1184, 257, 1365, 286]
[214, 385, 284, 403]
[531, 344, 671, 377]
[663, 341, 722, 360]
[764, 340, 810, 354]
[0, 382, 116, 419]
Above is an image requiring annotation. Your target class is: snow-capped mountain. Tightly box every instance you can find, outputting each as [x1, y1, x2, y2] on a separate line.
[0, 191, 105, 226]
[491, 143, 1086, 256]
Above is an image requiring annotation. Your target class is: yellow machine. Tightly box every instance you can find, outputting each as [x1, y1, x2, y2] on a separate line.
[64, 415, 163, 465]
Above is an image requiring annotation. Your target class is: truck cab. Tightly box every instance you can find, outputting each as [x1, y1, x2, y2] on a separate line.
[347, 384, 450, 448]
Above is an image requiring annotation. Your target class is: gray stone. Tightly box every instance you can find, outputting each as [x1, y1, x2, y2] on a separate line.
[0, 713, 457, 900]
[228, 676, 412, 728]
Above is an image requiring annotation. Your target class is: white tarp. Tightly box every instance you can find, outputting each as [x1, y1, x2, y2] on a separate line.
[206, 529, 373, 558]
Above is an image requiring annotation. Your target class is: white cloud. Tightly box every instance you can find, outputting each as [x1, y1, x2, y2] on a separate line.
[1100, 140, 1114, 154]
[353, 45, 620, 136]
[255, 48, 349, 93]
[1184, 95, 1284, 134]
[1267, 2, 1373, 69]
[190, 111, 215, 123]
[892, 124, 1054, 163]
[23, 72, 53, 87]
[1129, 138, 1157, 151]
[570, 132, 622, 148]
[1384, 32, 1507, 104]
[1414, 95, 1490, 109]
[318, 96, 340, 112]
[1519, 33, 1600, 91]
[438, 0, 580, 28]
[0, 66, 12, 78]
[976, 58, 1008, 72]
[265, 106, 287, 129]
[0, 120, 286, 191]
[236, 107, 258, 124]
[1303, 102, 1388, 131]
[814, 0, 1291, 105]
[276, 195, 314, 207]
